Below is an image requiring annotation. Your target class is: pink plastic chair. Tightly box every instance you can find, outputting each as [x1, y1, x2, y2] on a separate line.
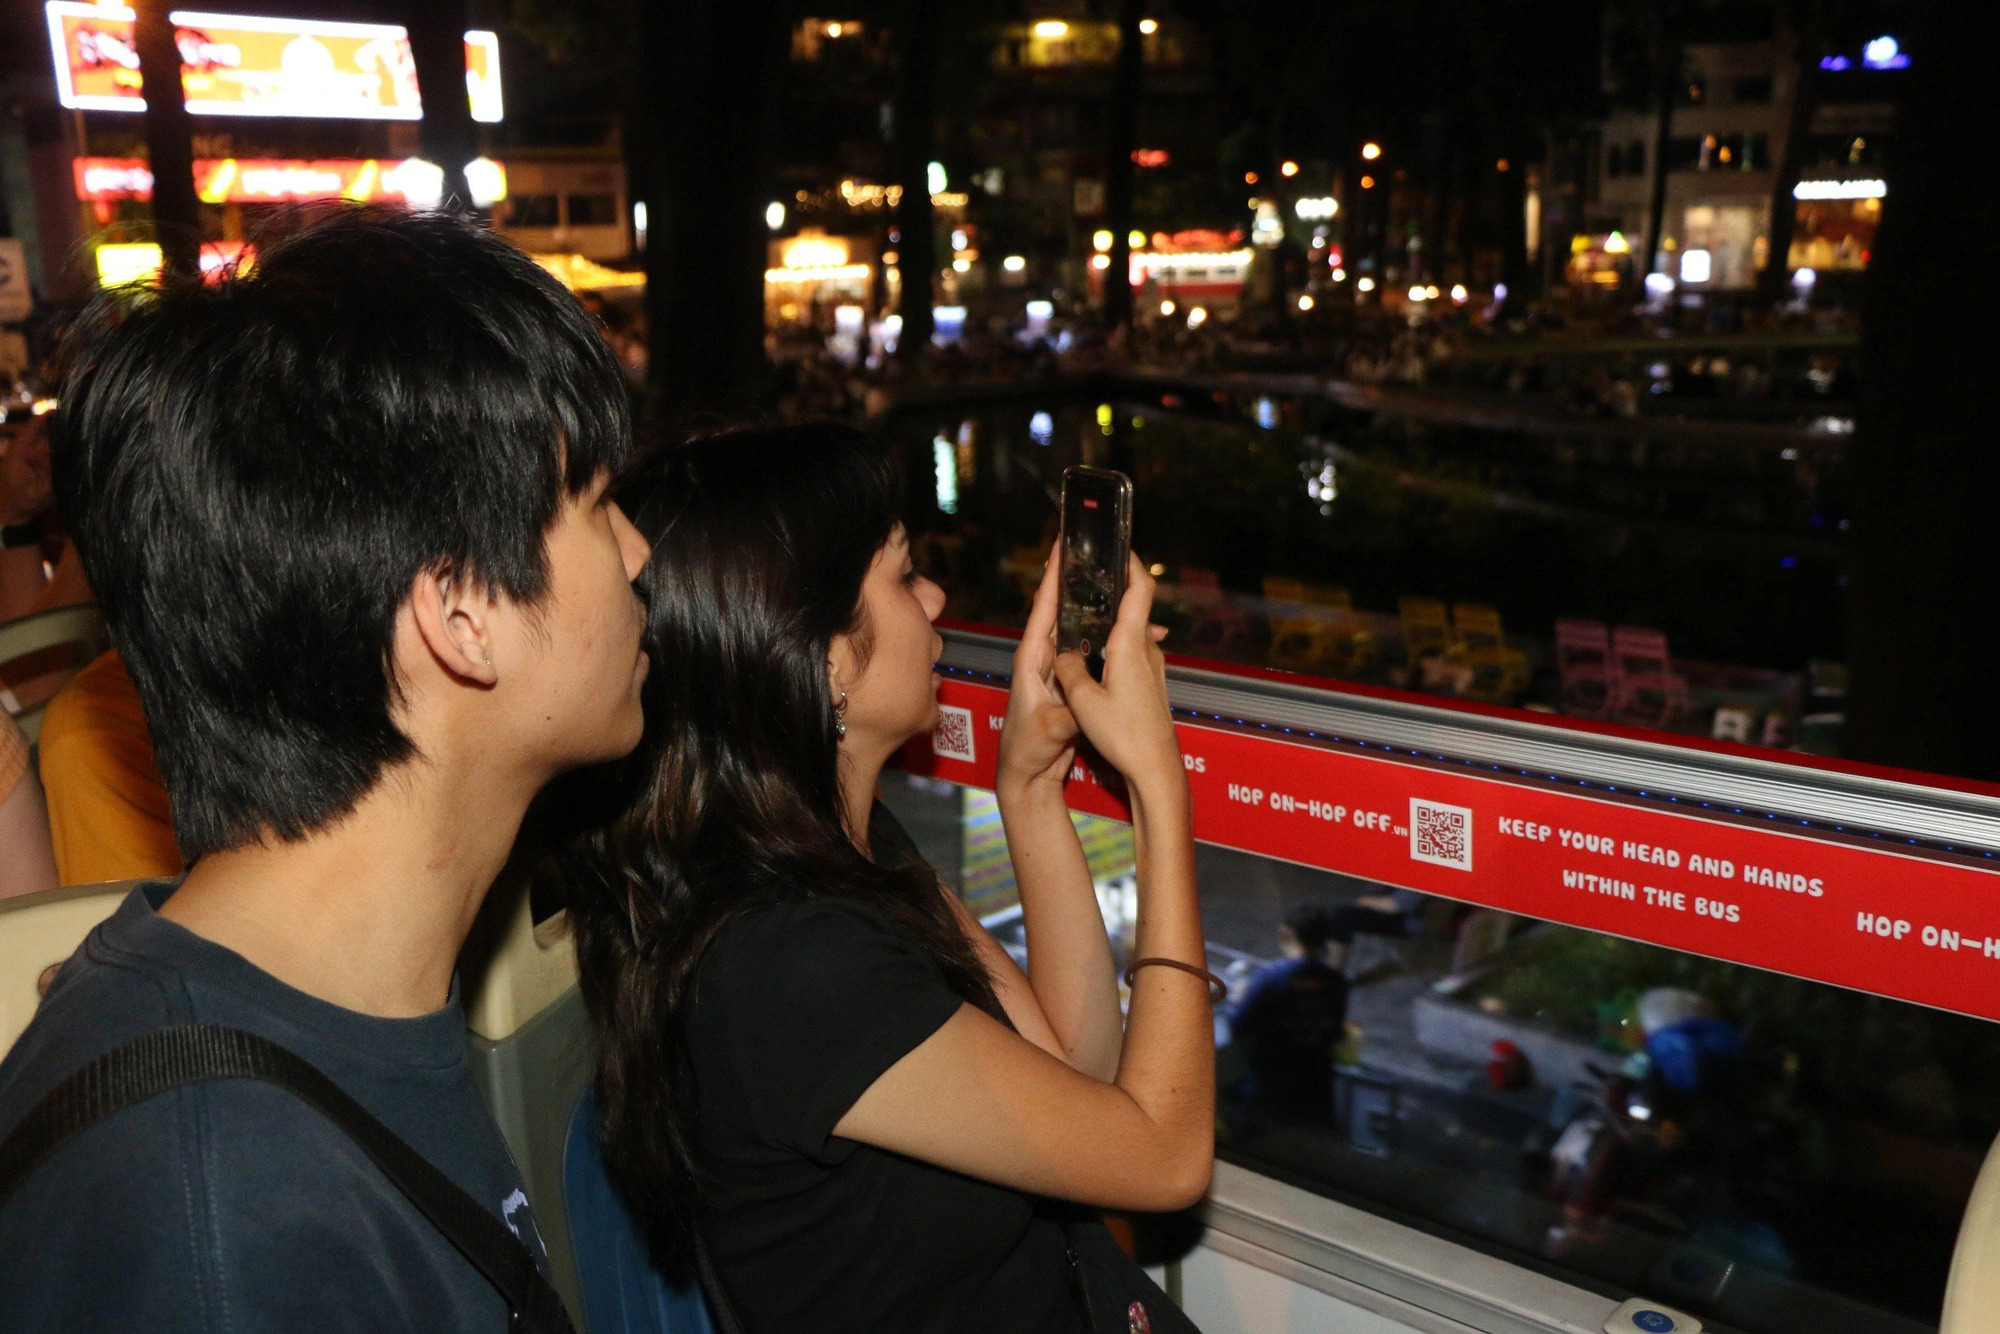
[1611, 626, 1689, 727]
[1554, 618, 1614, 718]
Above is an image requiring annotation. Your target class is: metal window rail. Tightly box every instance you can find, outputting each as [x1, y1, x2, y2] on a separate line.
[939, 626, 2000, 860]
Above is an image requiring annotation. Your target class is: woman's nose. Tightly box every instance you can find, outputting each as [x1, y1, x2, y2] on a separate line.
[919, 576, 946, 621]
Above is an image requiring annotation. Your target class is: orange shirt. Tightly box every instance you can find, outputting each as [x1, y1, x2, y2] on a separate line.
[39, 649, 183, 885]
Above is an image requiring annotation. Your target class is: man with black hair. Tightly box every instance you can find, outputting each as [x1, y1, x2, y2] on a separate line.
[1230, 905, 1350, 1121]
[0, 206, 651, 1327]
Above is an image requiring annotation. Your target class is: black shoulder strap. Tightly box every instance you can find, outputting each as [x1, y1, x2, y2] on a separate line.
[693, 1232, 751, 1334]
[0, 1024, 575, 1334]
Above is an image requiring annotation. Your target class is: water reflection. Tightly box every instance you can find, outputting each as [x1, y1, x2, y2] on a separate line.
[889, 385, 1845, 752]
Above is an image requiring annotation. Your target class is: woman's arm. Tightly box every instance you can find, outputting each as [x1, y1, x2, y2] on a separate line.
[989, 545, 1124, 1079]
[0, 764, 60, 900]
[840, 559, 1213, 1211]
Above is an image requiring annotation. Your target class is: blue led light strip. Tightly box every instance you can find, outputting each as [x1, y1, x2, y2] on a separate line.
[933, 662, 1994, 865]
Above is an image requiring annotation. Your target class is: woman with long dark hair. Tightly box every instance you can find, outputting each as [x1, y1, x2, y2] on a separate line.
[562, 422, 1212, 1333]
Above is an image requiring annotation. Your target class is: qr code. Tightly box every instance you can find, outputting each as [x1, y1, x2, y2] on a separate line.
[1410, 798, 1473, 871]
[932, 704, 976, 762]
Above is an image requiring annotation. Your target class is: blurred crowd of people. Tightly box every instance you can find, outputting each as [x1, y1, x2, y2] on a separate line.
[2, 378, 180, 905]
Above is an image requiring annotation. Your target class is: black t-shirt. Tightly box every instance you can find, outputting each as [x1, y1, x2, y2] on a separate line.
[685, 862, 1088, 1334]
[0, 882, 546, 1332]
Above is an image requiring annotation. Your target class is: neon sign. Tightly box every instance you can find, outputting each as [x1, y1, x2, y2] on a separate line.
[71, 156, 502, 205]
[45, 4, 503, 122]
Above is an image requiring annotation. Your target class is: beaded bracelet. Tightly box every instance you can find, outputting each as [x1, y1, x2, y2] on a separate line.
[1123, 956, 1229, 1004]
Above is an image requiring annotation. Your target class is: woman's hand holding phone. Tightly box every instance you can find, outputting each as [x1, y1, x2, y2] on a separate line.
[1051, 554, 1184, 810]
[996, 544, 1082, 800]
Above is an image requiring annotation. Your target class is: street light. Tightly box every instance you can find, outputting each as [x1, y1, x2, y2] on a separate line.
[765, 201, 786, 231]
[1361, 142, 1382, 161]
[1032, 19, 1069, 37]
[1138, 17, 1158, 34]
[1280, 160, 1299, 177]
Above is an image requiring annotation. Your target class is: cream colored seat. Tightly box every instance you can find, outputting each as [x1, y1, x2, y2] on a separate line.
[0, 880, 137, 1058]
[458, 866, 592, 1324]
[1943, 1133, 2000, 1333]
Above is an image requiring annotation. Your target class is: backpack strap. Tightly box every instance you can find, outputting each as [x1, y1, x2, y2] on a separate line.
[0, 1024, 575, 1334]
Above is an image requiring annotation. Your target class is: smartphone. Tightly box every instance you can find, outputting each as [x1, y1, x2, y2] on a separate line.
[1057, 466, 1133, 679]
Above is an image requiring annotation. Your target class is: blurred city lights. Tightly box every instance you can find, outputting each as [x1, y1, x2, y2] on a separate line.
[1425, 285, 1440, 300]
[1602, 230, 1630, 254]
[1644, 272, 1676, 298]
[1159, 299, 1175, 316]
[1862, 35, 1908, 69]
[1025, 299, 1053, 318]
[1359, 175, 1376, 189]
[1002, 254, 1026, 272]
[1138, 17, 1158, 34]
[1794, 178, 1885, 199]
[390, 157, 445, 209]
[765, 200, 785, 230]
[1450, 284, 1469, 304]
[1280, 160, 1299, 177]
[1031, 20, 1069, 38]
[1297, 294, 1314, 311]
[1129, 229, 1146, 248]
[1680, 248, 1713, 284]
[1186, 305, 1208, 328]
[1793, 267, 1818, 290]
[1029, 411, 1054, 445]
[927, 160, 947, 195]
[952, 257, 972, 272]
[951, 229, 968, 251]
[1294, 196, 1338, 220]
[1331, 267, 1347, 282]
[1090, 254, 1110, 269]
[1245, 171, 1259, 184]
[1408, 285, 1428, 302]
[632, 201, 648, 246]
[1361, 142, 1382, 160]
[1092, 229, 1113, 252]
[463, 158, 507, 208]
[1356, 276, 1376, 292]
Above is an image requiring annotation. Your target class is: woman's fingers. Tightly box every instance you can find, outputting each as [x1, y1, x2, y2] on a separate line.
[1107, 553, 1156, 650]
[1014, 542, 1062, 678]
[1051, 649, 1104, 714]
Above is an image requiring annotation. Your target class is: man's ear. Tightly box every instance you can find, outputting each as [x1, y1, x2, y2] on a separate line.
[410, 563, 500, 687]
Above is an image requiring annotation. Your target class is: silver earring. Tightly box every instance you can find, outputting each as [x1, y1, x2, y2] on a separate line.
[834, 690, 849, 739]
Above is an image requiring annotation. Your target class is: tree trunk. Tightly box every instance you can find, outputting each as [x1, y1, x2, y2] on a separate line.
[1641, 74, 1676, 284]
[134, 0, 199, 278]
[1102, 0, 1143, 332]
[894, 0, 939, 362]
[407, 1, 477, 208]
[642, 0, 783, 420]
[1843, 17, 2000, 778]
[1757, 12, 1818, 302]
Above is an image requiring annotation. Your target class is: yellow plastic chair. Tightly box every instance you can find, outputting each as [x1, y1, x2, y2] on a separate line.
[1452, 602, 1531, 702]
[1398, 596, 1455, 663]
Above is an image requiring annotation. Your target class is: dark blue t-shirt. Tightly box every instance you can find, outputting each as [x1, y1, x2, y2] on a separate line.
[0, 882, 546, 1332]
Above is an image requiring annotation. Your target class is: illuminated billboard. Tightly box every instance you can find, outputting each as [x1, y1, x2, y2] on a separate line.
[71, 156, 500, 206]
[45, 4, 503, 122]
